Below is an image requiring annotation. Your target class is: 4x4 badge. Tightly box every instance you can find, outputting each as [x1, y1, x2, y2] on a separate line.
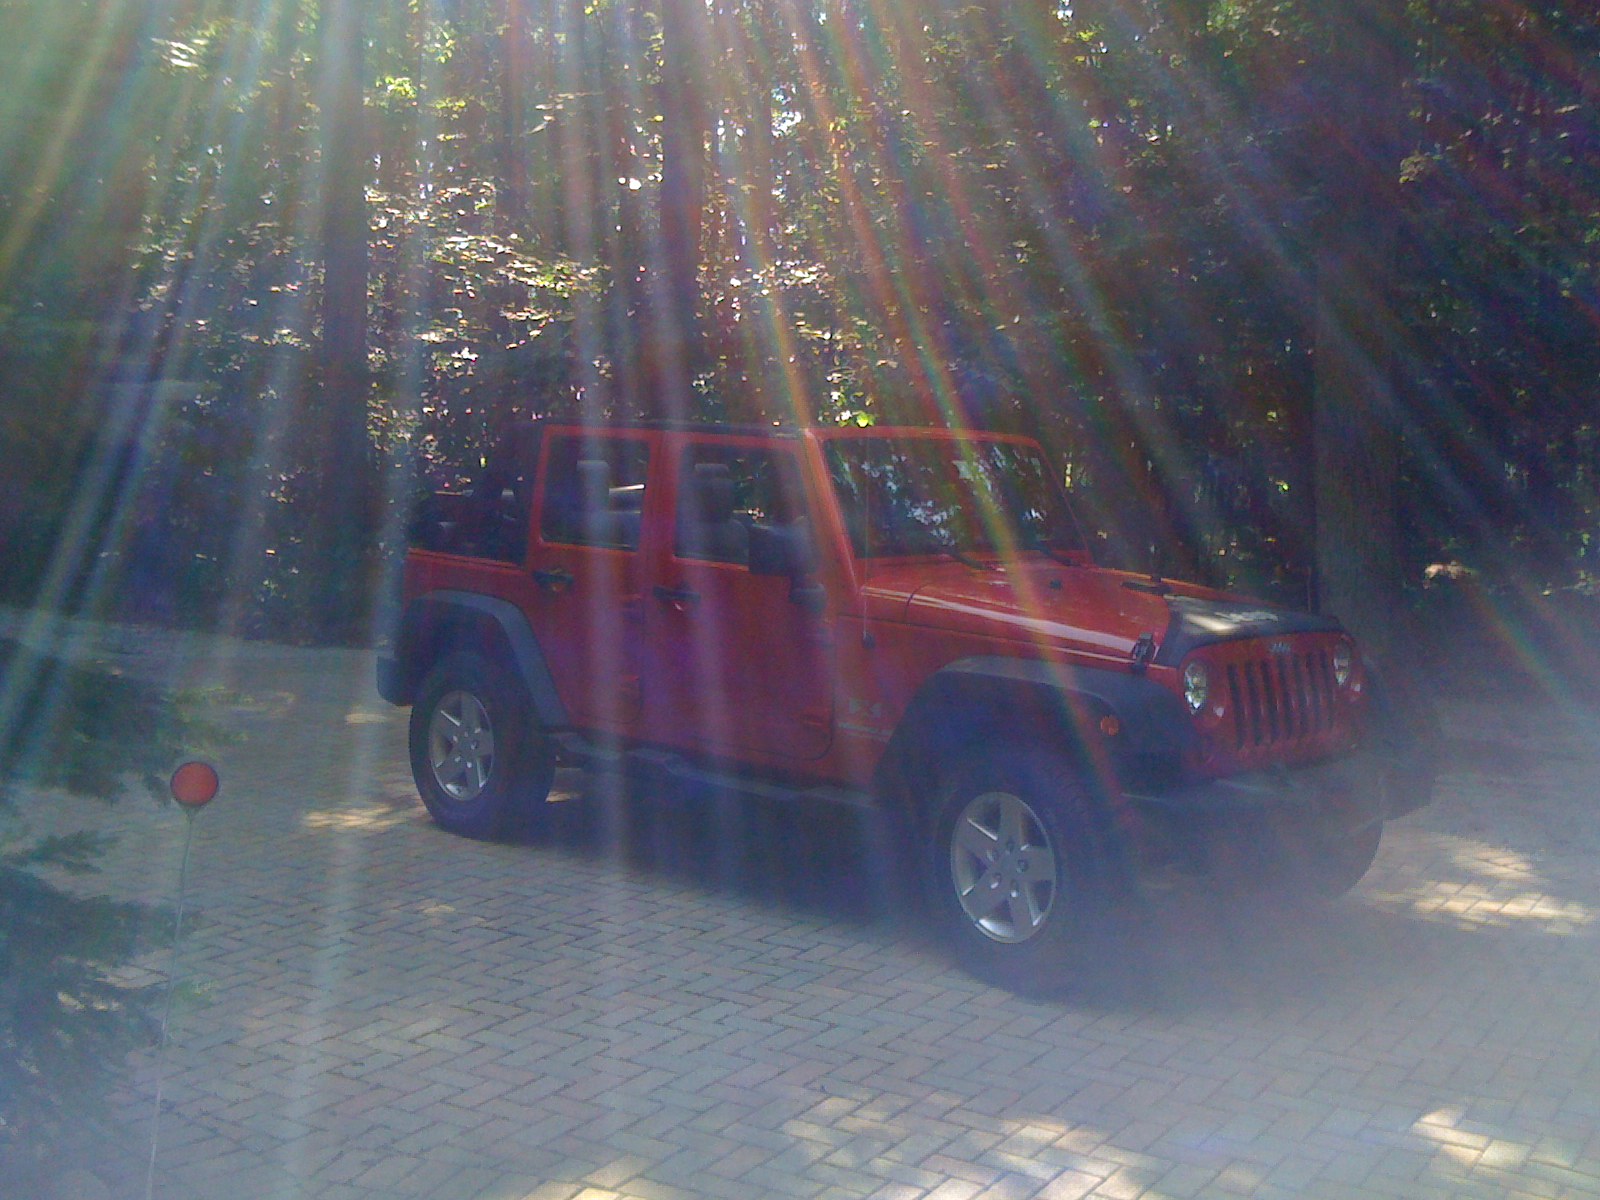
[1269, 640, 1294, 656]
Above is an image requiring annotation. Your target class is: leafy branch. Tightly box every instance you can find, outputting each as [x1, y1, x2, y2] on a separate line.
[0, 636, 218, 1191]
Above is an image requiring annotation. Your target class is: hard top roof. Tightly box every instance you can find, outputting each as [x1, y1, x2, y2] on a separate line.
[525, 417, 800, 438]
[516, 417, 1040, 443]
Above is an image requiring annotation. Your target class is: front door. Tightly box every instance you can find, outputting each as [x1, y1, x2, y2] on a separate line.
[643, 437, 834, 760]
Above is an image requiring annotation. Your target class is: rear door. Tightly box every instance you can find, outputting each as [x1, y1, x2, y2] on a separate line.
[642, 435, 834, 760]
[521, 429, 655, 732]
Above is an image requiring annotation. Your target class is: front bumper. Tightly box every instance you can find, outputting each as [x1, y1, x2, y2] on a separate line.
[1118, 745, 1433, 886]
[1126, 743, 1432, 833]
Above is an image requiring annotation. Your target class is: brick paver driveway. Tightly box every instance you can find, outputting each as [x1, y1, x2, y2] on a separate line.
[14, 613, 1600, 1200]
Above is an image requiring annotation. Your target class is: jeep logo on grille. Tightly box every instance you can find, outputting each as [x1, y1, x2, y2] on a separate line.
[1269, 640, 1294, 656]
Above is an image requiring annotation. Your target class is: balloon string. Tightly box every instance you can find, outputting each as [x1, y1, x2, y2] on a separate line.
[145, 807, 197, 1200]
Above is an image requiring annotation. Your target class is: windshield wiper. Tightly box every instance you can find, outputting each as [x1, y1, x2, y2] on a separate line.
[1030, 543, 1080, 568]
[1018, 533, 1082, 568]
[936, 544, 998, 571]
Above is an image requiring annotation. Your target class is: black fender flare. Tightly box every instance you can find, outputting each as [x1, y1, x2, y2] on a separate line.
[378, 590, 568, 728]
[877, 655, 1193, 818]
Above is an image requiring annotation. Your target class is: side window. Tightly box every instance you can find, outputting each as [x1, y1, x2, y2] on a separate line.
[477, 459, 538, 562]
[410, 427, 541, 562]
[675, 444, 807, 566]
[540, 435, 650, 550]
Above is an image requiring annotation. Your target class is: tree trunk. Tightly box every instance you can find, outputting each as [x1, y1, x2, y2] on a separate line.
[655, 0, 710, 416]
[499, 0, 533, 234]
[1310, 4, 1411, 663]
[1312, 240, 1401, 650]
[312, 0, 372, 638]
[320, 0, 369, 410]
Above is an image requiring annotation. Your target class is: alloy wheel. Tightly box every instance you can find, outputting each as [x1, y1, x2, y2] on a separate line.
[428, 689, 496, 802]
[948, 789, 1059, 943]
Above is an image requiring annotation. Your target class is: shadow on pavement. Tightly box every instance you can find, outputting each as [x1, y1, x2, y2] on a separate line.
[509, 767, 922, 930]
[486, 769, 1577, 1018]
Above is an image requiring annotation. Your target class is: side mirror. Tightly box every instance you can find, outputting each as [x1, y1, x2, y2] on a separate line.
[748, 522, 818, 578]
[1147, 541, 1169, 583]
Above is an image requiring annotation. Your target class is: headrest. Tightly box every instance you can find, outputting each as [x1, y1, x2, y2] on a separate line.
[576, 459, 611, 509]
[689, 462, 735, 523]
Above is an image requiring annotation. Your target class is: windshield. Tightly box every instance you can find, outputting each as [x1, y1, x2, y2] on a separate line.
[824, 434, 1088, 561]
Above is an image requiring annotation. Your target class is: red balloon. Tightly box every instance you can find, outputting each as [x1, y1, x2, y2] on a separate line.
[170, 761, 220, 808]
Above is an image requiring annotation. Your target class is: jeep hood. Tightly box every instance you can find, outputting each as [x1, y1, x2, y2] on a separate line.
[1153, 593, 1343, 664]
[865, 561, 1341, 665]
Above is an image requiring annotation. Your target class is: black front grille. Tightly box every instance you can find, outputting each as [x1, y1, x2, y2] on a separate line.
[1226, 649, 1336, 751]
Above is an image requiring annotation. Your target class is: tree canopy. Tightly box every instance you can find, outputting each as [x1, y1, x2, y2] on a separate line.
[1, 0, 1596, 650]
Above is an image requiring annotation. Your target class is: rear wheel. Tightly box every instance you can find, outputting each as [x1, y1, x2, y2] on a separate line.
[408, 651, 555, 838]
[925, 747, 1118, 991]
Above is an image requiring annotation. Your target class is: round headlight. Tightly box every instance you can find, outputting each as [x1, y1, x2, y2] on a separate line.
[1333, 642, 1354, 688]
[1183, 661, 1210, 714]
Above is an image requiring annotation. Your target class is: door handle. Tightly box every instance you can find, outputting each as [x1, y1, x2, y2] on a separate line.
[789, 580, 827, 615]
[533, 567, 574, 593]
[653, 584, 701, 607]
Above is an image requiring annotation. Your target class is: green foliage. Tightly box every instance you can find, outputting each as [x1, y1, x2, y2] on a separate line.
[2, 0, 1597, 632]
[0, 865, 156, 1187]
[0, 642, 221, 802]
[0, 636, 218, 1188]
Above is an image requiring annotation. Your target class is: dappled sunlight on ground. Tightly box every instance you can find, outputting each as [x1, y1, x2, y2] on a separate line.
[1411, 1104, 1600, 1195]
[1364, 831, 1595, 934]
[213, 689, 299, 718]
[300, 804, 412, 832]
[1415, 1106, 1530, 1169]
[10, 608, 1600, 1199]
[1445, 843, 1542, 883]
[1358, 707, 1600, 940]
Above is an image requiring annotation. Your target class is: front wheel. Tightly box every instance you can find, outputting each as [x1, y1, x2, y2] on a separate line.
[925, 748, 1119, 992]
[408, 651, 555, 839]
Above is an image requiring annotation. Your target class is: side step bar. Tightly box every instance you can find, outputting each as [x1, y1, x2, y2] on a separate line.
[553, 734, 878, 815]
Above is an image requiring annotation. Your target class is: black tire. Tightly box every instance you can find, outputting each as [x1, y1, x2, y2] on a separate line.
[924, 746, 1120, 992]
[408, 651, 555, 839]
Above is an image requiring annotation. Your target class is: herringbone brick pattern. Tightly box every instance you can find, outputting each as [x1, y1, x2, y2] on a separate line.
[11, 614, 1600, 1199]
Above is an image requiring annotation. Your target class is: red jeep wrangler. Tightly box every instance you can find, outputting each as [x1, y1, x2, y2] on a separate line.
[379, 420, 1431, 986]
